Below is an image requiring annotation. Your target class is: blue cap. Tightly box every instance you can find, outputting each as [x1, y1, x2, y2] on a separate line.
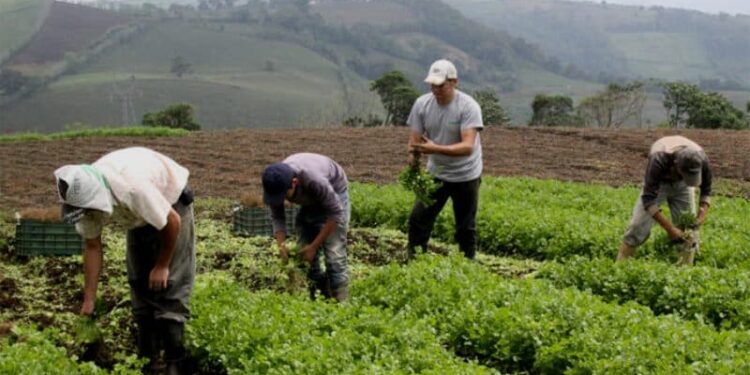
[262, 163, 295, 206]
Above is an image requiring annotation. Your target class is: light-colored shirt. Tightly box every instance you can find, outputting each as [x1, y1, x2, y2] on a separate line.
[407, 89, 484, 182]
[76, 147, 189, 239]
[641, 136, 712, 214]
[269, 153, 348, 234]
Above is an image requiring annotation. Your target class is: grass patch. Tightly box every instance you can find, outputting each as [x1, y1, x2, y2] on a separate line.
[0, 126, 189, 142]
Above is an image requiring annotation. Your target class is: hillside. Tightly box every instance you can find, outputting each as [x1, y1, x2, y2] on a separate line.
[444, 0, 750, 88]
[1, 0, 601, 132]
[0, 20, 379, 132]
[5, 1, 130, 69]
[3, 0, 748, 132]
[0, 0, 51, 64]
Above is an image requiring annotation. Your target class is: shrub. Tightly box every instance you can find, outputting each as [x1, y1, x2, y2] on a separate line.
[142, 103, 200, 131]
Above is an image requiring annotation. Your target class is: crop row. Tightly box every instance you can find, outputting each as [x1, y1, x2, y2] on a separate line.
[0, 326, 141, 375]
[350, 177, 750, 267]
[352, 254, 750, 374]
[187, 273, 494, 374]
[537, 256, 750, 330]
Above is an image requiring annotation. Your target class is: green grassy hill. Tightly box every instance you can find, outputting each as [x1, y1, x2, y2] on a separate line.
[4, 0, 746, 132]
[5, 0, 574, 131]
[0, 0, 50, 63]
[443, 0, 750, 87]
[1, 21, 380, 132]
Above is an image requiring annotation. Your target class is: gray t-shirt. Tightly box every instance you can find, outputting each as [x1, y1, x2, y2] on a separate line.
[407, 89, 484, 182]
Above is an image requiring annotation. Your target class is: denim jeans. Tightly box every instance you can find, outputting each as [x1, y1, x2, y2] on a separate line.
[623, 181, 695, 247]
[296, 190, 350, 289]
[408, 177, 481, 259]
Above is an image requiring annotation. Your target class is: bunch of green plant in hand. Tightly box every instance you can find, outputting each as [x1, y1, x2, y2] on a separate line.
[276, 242, 312, 292]
[676, 212, 699, 241]
[399, 152, 441, 206]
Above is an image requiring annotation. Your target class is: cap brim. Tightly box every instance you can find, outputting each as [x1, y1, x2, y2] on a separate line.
[61, 204, 86, 224]
[682, 172, 702, 187]
[263, 190, 286, 207]
[424, 75, 446, 85]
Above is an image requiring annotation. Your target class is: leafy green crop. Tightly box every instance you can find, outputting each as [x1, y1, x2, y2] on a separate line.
[538, 256, 750, 330]
[353, 255, 750, 374]
[398, 153, 442, 206]
[187, 273, 494, 374]
[0, 325, 141, 375]
[676, 212, 698, 230]
[351, 177, 750, 267]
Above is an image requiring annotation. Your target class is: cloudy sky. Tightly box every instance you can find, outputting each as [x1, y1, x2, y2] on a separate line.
[574, 0, 750, 15]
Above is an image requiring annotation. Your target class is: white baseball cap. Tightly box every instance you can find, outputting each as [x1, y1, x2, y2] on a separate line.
[424, 59, 458, 86]
[54, 165, 113, 223]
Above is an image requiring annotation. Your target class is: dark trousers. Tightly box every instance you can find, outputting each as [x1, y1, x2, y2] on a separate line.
[408, 177, 481, 259]
[127, 195, 195, 323]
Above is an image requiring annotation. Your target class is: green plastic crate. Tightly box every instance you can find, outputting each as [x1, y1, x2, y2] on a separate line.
[232, 206, 299, 237]
[15, 219, 83, 256]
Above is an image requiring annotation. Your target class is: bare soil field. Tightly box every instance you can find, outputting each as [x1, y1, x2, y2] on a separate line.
[1, 127, 749, 210]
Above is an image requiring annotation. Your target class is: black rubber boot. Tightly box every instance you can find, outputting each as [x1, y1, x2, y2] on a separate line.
[160, 320, 186, 375]
[309, 273, 332, 301]
[136, 318, 163, 374]
[316, 273, 332, 299]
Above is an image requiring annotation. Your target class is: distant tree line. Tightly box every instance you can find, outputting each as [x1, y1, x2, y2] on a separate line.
[530, 80, 749, 129]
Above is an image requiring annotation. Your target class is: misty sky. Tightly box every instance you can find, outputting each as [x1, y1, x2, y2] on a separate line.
[573, 0, 750, 15]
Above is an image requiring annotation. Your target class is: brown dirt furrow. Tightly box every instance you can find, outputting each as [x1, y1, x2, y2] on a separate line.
[1, 127, 749, 210]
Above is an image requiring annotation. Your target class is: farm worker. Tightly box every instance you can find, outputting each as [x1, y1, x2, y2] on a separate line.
[406, 59, 484, 260]
[262, 153, 350, 302]
[54, 147, 195, 375]
[617, 136, 712, 266]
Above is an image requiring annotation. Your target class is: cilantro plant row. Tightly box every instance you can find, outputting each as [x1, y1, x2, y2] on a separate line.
[0, 326, 141, 375]
[350, 178, 750, 267]
[353, 255, 750, 374]
[187, 273, 494, 374]
[537, 256, 750, 330]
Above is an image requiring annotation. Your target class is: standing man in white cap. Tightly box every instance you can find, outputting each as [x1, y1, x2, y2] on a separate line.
[406, 59, 484, 260]
[54, 147, 195, 375]
[617, 135, 712, 265]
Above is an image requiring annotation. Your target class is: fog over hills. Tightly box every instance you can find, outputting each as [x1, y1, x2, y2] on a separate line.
[570, 0, 750, 15]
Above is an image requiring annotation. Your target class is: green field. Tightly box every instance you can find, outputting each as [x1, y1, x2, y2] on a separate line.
[5, 177, 750, 372]
[1, 21, 382, 132]
[0, 0, 49, 61]
[609, 32, 715, 80]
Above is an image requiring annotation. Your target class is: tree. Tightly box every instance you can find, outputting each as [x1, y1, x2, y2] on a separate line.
[473, 89, 510, 126]
[530, 94, 581, 126]
[661, 81, 748, 129]
[142, 103, 201, 131]
[0, 70, 28, 95]
[686, 92, 748, 130]
[370, 71, 419, 126]
[661, 82, 701, 128]
[577, 81, 646, 128]
[170, 56, 192, 78]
